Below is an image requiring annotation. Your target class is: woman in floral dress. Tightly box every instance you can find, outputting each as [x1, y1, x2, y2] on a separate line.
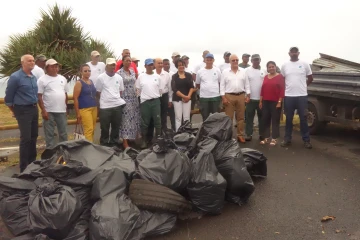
[117, 56, 140, 148]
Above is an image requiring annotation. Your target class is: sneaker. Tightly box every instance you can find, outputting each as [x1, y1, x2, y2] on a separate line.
[245, 135, 252, 141]
[281, 141, 291, 147]
[304, 142, 313, 149]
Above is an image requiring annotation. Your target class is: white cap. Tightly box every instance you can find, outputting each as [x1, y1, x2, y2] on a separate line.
[106, 58, 116, 65]
[91, 50, 100, 57]
[45, 59, 59, 67]
[172, 52, 180, 57]
[131, 57, 140, 62]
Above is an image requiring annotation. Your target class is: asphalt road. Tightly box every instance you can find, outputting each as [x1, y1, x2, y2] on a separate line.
[0, 114, 360, 240]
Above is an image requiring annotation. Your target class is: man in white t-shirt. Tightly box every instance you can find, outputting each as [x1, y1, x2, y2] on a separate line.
[32, 54, 46, 80]
[38, 59, 69, 149]
[244, 54, 267, 141]
[220, 54, 250, 143]
[87, 51, 105, 84]
[280, 46, 314, 149]
[170, 52, 180, 73]
[95, 58, 125, 147]
[219, 51, 231, 72]
[196, 53, 222, 121]
[136, 58, 163, 148]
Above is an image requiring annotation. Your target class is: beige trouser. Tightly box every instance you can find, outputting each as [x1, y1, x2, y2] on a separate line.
[224, 93, 245, 136]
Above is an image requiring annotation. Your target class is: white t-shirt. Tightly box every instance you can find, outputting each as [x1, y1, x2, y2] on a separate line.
[32, 65, 45, 81]
[95, 72, 125, 109]
[193, 62, 218, 74]
[281, 60, 312, 97]
[219, 62, 230, 72]
[37, 74, 69, 113]
[136, 73, 162, 103]
[170, 62, 178, 73]
[195, 67, 221, 98]
[156, 70, 172, 102]
[87, 61, 105, 84]
[245, 66, 267, 100]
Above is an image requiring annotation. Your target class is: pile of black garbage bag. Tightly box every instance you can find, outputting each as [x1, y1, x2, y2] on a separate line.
[0, 113, 267, 240]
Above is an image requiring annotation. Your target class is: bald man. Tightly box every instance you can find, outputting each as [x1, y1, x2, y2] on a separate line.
[154, 58, 174, 131]
[4, 55, 39, 172]
[220, 54, 250, 143]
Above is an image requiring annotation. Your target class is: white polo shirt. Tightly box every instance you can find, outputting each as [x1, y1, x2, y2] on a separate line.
[220, 68, 250, 96]
[219, 62, 230, 72]
[38, 74, 69, 113]
[281, 60, 312, 97]
[87, 61, 105, 84]
[156, 69, 172, 102]
[32, 65, 45, 81]
[195, 67, 221, 98]
[95, 72, 125, 109]
[245, 66, 267, 100]
[136, 72, 162, 103]
[170, 62, 177, 73]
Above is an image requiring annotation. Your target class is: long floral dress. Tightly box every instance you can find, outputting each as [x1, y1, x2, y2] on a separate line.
[117, 68, 140, 139]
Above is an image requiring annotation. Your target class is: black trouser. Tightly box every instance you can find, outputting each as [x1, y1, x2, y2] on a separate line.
[13, 104, 38, 172]
[160, 93, 176, 131]
[262, 100, 281, 139]
[99, 105, 123, 146]
[199, 98, 221, 122]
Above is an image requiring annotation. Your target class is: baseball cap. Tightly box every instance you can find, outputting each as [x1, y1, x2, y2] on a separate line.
[181, 55, 190, 60]
[205, 53, 214, 59]
[131, 57, 140, 62]
[45, 59, 59, 67]
[106, 58, 116, 65]
[251, 54, 261, 59]
[289, 46, 299, 51]
[224, 51, 231, 57]
[91, 51, 100, 57]
[35, 54, 47, 61]
[145, 58, 154, 66]
[172, 52, 180, 57]
[242, 53, 251, 57]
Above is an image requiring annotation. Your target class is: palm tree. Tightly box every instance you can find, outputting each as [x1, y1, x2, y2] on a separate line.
[0, 4, 114, 81]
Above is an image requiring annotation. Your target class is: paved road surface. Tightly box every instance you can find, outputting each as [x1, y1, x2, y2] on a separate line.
[0, 114, 360, 240]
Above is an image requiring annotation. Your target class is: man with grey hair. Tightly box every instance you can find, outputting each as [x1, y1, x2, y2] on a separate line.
[4, 54, 39, 172]
[32, 54, 46, 80]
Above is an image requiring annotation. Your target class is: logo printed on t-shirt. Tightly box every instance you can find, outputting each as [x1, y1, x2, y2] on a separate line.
[214, 73, 216, 75]
[299, 66, 302, 68]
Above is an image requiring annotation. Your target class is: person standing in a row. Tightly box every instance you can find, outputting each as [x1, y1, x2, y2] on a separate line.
[87, 51, 105, 84]
[171, 59, 195, 131]
[136, 59, 162, 149]
[32, 54, 46, 80]
[38, 59, 69, 149]
[220, 54, 250, 143]
[117, 55, 141, 149]
[4, 54, 39, 172]
[259, 61, 285, 145]
[95, 58, 126, 147]
[196, 53, 221, 121]
[73, 64, 98, 142]
[219, 51, 231, 72]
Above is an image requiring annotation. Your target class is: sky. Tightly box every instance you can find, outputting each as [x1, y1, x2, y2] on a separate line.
[0, 0, 359, 71]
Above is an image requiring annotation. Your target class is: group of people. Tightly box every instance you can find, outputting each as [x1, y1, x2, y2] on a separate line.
[4, 46, 314, 173]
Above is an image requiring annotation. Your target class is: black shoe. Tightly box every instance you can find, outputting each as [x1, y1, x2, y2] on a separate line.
[281, 141, 291, 147]
[245, 136, 252, 141]
[304, 142, 313, 149]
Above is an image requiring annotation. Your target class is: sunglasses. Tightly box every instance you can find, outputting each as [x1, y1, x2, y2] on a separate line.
[83, 70, 91, 72]
[232, 59, 239, 62]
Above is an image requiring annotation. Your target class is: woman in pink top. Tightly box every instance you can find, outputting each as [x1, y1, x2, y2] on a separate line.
[259, 61, 285, 146]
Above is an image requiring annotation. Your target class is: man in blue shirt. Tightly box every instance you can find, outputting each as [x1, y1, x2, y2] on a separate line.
[4, 54, 39, 172]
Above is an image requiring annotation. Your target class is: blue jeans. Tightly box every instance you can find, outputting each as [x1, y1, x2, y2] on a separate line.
[43, 112, 68, 149]
[284, 96, 310, 142]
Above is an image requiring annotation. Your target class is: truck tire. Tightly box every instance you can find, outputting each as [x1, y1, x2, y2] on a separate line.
[129, 179, 192, 214]
[308, 103, 327, 135]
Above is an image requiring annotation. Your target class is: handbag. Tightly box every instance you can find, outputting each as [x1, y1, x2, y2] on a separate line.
[74, 123, 86, 140]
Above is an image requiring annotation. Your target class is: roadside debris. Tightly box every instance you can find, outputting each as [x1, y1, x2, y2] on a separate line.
[321, 216, 336, 222]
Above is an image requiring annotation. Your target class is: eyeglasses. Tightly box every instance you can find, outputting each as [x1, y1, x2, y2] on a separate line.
[231, 59, 239, 62]
[83, 70, 91, 72]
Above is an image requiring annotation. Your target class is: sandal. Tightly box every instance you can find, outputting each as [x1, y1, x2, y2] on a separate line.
[270, 139, 277, 146]
[260, 138, 270, 145]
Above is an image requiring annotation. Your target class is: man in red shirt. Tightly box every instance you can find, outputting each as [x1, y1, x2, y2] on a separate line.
[115, 49, 139, 78]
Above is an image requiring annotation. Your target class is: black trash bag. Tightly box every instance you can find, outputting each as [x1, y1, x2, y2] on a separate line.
[0, 193, 29, 236]
[63, 219, 88, 240]
[173, 133, 195, 153]
[187, 138, 227, 214]
[91, 168, 128, 201]
[0, 177, 35, 200]
[242, 148, 268, 178]
[212, 140, 255, 205]
[11, 233, 54, 240]
[177, 120, 199, 135]
[136, 144, 192, 193]
[89, 193, 141, 240]
[19, 160, 45, 180]
[28, 183, 83, 239]
[194, 113, 233, 142]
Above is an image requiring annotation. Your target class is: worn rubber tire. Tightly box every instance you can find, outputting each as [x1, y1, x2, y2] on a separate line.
[129, 179, 192, 214]
[308, 102, 327, 135]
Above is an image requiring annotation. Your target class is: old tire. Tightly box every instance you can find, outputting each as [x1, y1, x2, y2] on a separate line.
[308, 102, 327, 135]
[129, 179, 192, 214]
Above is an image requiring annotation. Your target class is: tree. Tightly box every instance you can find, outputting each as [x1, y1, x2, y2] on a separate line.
[0, 4, 114, 81]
